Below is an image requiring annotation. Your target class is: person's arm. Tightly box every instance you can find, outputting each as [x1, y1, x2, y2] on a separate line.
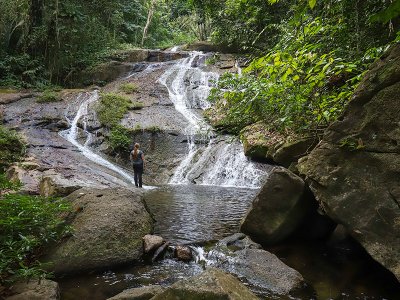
[129, 151, 133, 161]
[141, 153, 146, 168]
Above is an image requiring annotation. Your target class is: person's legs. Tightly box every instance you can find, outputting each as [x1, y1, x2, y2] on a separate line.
[138, 166, 143, 187]
[133, 167, 139, 187]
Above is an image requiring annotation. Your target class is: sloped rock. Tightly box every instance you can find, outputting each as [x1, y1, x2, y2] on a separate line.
[6, 279, 59, 300]
[76, 61, 132, 87]
[151, 268, 259, 300]
[298, 44, 400, 281]
[240, 167, 314, 245]
[44, 188, 153, 274]
[107, 285, 164, 300]
[39, 174, 86, 197]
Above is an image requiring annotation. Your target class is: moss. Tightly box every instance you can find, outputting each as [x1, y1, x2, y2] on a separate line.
[130, 101, 144, 110]
[95, 93, 132, 127]
[37, 90, 62, 103]
[120, 83, 138, 94]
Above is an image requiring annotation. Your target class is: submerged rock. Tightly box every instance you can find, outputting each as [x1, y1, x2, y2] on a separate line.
[107, 285, 165, 300]
[240, 167, 314, 245]
[151, 268, 259, 300]
[6, 279, 59, 300]
[44, 188, 153, 274]
[298, 44, 400, 281]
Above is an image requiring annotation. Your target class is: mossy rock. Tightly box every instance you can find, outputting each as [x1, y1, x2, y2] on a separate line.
[152, 268, 258, 300]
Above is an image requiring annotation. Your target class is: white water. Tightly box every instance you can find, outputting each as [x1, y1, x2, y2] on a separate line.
[60, 91, 139, 186]
[159, 52, 267, 188]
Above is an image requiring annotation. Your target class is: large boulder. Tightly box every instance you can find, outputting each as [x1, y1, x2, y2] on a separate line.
[298, 44, 400, 281]
[207, 234, 305, 296]
[151, 268, 259, 300]
[6, 279, 59, 300]
[240, 167, 314, 245]
[44, 188, 153, 274]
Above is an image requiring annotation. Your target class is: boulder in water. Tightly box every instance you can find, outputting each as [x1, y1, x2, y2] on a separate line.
[151, 268, 259, 300]
[298, 44, 400, 281]
[6, 279, 59, 300]
[240, 167, 314, 245]
[175, 245, 192, 262]
[143, 234, 164, 254]
[44, 188, 153, 274]
[207, 234, 305, 296]
[107, 285, 165, 300]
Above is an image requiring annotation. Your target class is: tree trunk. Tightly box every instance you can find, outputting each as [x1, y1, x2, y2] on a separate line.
[141, 0, 156, 47]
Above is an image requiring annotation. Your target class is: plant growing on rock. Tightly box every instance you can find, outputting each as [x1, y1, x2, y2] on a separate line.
[37, 90, 62, 103]
[120, 83, 139, 94]
[0, 125, 25, 171]
[108, 125, 133, 152]
[96, 93, 132, 127]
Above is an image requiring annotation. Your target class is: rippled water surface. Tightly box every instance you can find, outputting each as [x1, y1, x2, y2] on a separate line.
[143, 185, 258, 243]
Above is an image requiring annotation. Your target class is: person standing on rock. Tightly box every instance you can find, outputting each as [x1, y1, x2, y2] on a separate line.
[130, 143, 145, 188]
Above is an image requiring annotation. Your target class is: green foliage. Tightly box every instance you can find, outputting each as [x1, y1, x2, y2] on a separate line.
[108, 125, 132, 152]
[120, 83, 138, 94]
[131, 102, 144, 110]
[0, 125, 25, 171]
[96, 93, 132, 127]
[208, 19, 365, 135]
[37, 90, 62, 103]
[0, 192, 71, 283]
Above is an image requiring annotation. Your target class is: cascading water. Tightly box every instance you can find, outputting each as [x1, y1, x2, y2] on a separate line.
[159, 52, 267, 188]
[60, 91, 136, 184]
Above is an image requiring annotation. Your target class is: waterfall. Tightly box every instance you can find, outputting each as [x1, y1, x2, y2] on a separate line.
[159, 52, 267, 188]
[60, 91, 136, 185]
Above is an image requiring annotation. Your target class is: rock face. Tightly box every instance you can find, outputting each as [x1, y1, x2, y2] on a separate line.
[151, 268, 259, 300]
[240, 167, 314, 245]
[107, 285, 165, 300]
[6, 279, 59, 300]
[45, 188, 153, 274]
[298, 44, 400, 281]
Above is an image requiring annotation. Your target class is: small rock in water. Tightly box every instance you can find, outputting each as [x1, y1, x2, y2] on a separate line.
[152, 241, 170, 262]
[175, 245, 192, 261]
[143, 234, 164, 254]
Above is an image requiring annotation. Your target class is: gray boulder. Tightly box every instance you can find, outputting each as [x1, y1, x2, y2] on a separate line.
[107, 285, 165, 300]
[240, 167, 314, 245]
[207, 234, 305, 296]
[6, 279, 59, 300]
[44, 188, 153, 274]
[298, 44, 400, 281]
[151, 268, 259, 300]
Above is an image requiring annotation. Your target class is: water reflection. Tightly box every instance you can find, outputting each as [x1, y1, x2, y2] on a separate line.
[143, 185, 257, 243]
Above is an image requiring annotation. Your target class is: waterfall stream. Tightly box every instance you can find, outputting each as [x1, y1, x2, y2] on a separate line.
[59, 91, 136, 185]
[160, 52, 267, 188]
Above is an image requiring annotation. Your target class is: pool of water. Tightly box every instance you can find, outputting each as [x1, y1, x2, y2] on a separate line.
[59, 185, 400, 300]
